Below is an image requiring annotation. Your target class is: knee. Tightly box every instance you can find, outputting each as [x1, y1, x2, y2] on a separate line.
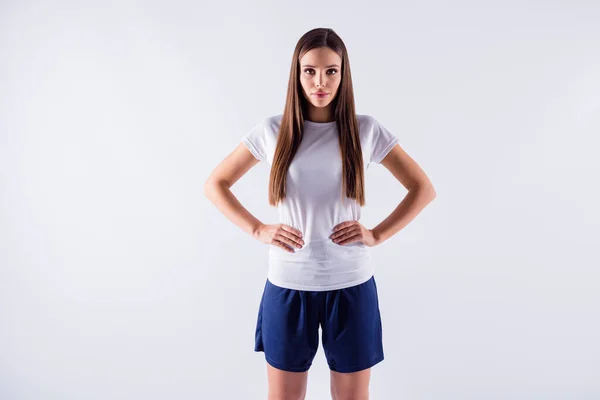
[268, 392, 306, 400]
[331, 393, 369, 400]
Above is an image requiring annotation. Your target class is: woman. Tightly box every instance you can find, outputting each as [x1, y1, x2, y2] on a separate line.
[204, 27, 436, 400]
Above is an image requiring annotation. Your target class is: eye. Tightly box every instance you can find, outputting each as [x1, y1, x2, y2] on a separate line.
[303, 68, 338, 75]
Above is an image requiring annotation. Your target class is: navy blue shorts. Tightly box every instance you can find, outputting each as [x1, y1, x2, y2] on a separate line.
[254, 275, 384, 373]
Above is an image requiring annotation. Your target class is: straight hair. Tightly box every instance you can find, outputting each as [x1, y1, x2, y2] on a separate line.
[268, 27, 366, 207]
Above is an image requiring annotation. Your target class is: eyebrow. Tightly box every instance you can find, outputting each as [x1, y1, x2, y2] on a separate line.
[301, 64, 340, 68]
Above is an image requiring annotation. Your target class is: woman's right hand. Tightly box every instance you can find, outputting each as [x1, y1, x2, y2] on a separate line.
[254, 223, 304, 253]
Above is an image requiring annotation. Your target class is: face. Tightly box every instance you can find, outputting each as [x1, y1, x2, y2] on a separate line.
[299, 47, 342, 109]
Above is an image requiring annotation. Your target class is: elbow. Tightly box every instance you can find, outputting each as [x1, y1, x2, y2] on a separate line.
[412, 181, 436, 202]
[203, 179, 217, 198]
[427, 183, 436, 201]
[203, 181, 212, 199]
[204, 178, 229, 198]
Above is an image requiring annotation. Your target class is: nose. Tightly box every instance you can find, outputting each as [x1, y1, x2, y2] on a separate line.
[316, 72, 327, 87]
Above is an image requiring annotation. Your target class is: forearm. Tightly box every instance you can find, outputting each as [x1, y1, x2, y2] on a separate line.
[371, 184, 436, 245]
[203, 179, 263, 238]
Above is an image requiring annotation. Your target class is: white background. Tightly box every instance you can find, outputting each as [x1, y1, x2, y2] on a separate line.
[1, 1, 599, 399]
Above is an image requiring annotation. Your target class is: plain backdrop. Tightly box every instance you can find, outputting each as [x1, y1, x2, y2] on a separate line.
[1, 1, 599, 399]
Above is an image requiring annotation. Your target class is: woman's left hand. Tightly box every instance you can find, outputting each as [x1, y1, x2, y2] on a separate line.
[329, 220, 379, 247]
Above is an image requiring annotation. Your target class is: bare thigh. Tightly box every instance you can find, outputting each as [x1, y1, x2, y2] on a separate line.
[330, 368, 371, 400]
[266, 362, 309, 400]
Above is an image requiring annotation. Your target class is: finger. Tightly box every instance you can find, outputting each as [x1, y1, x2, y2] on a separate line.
[336, 233, 361, 245]
[279, 230, 304, 247]
[284, 232, 304, 247]
[276, 233, 303, 249]
[332, 222, 358, 237]
[331, 226, 358, 240]
[274, 239, 294, 253]
[282, 225, 303, 240]
[332, 220, 356, 233]
[333, 227, 359, 243]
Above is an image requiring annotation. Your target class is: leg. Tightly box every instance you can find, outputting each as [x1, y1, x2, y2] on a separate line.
[330, 368, 371, 400]
[254, 279, 320, 399]
[321, 276, 384, 397]
[267, 362, 309, 400]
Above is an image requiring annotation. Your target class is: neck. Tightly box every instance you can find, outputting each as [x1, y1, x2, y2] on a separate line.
[305, 105, 334, 123]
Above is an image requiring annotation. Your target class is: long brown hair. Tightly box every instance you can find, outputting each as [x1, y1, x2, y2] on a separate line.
[268, 28, 366, 207]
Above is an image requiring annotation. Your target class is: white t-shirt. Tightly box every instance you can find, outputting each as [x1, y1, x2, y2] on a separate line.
[241, 114, 399, 291]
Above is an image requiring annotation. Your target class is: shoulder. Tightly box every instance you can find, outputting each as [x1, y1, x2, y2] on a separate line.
[355, 114, 380, 139]
[356, 113, 374, 124]
[264, 114, 284, 131]
[245, 114, 282, 139]
[356, 114, 373, 126]
[356, 114, 379, 131]
[242, 114, 283, 162]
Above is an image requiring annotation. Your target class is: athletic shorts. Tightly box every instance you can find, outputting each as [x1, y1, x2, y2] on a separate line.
[254, 275, 384, 373]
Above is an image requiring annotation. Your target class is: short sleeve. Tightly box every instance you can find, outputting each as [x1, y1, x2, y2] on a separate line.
[241, 119, 267, 162]
[370, 117, 399, 164]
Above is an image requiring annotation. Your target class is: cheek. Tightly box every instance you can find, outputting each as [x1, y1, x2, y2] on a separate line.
[299, 78, 311, 92]
[302, 76, 314, 85]
[332, 76, 341, 89]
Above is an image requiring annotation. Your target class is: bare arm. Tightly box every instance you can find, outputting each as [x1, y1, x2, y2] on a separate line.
[204, 143, 304, 252]
[203, 143, 263, 238]
[371, 144, 436, 245]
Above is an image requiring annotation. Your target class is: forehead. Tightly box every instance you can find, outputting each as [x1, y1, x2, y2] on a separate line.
[300, 47, 342, 67]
